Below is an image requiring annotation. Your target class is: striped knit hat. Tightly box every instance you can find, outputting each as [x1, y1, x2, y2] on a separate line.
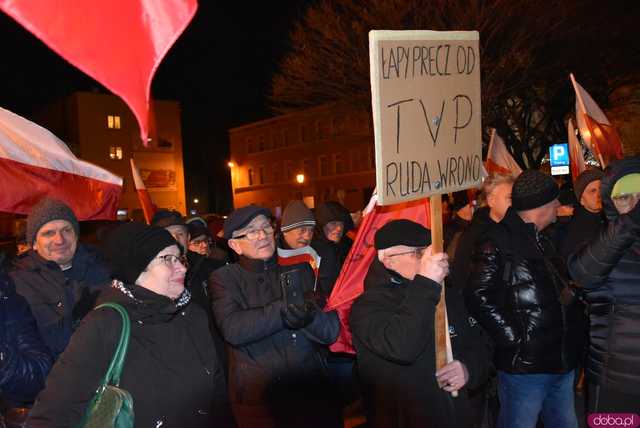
[281, 201, 315, 232]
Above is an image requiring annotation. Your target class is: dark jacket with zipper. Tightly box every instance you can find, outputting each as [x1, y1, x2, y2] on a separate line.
[465, 208, 585, 374]
[9, 246, 110, 358]
[568, 157, 640, 393]
[27, 283, 230, 428]
[561, 204, 606, 261]
[0, 272, 52, 406]
[350, 259, 489, 428]
[209, 255, 340, 427]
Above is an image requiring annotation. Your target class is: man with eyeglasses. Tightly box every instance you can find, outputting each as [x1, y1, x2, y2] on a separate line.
[209, 205, 341, 428]
[568, 157, 640, 412]
[349, 219, 488, 428]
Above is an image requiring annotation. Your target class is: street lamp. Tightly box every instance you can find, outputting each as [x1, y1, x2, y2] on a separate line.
[193, 198, 199, 204]
[228, 161, 235, 168]
[296, 173, 305, 184]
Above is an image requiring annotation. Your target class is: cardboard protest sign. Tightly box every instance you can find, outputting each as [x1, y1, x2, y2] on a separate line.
[370, 30, 482, 205]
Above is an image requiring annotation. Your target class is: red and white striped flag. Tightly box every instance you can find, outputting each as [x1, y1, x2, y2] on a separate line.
[567, 119, 586, 181]
[0, 0, 198, 145]
[485, 128, 522, 177]
[0, 106, 122, 219]
[130, 158, 157, 224]
[325, 194, 431, 354]
[570, 74, 624, 168]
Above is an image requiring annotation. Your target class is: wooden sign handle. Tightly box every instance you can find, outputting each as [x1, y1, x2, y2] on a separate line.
[429, 195, 457, 397]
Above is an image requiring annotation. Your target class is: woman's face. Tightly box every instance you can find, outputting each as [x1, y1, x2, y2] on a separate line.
[137, 245, 186, 299]
[323, 221, 345, 243]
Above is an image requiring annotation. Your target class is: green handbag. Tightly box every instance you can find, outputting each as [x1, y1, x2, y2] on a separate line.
[76, 302, 134, 428]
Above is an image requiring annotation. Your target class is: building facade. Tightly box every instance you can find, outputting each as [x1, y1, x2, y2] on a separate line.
[35, 92, 187, 220]
[228, 104, 376, 214]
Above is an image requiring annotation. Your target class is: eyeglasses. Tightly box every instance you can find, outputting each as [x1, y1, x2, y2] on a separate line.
[190, 239, 212, 246]
[233, 224, 275, 241]
[156, 254, 187, 266]
[385, 247, 426, 259]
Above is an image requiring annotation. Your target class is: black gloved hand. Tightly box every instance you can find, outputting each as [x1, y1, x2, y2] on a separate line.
[281, 302, 317, 329]
[303, 290, 328, 309]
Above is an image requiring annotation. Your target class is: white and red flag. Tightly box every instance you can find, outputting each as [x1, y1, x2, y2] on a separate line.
[567, 119, 586, 181]
[0, 106, 122, 219]
[485, 128, 522, 177]
[570, 74, 624, 168]
[0, 0, 198, 145]
[130, 158, 157, 224]
[278, 246, 322, 289]
[325, 194, 431, 354]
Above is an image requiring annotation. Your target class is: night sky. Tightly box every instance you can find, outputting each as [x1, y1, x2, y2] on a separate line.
[0, 1, 312, 214]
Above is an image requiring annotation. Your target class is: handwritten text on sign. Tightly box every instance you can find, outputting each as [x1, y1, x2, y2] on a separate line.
[370, 31, 482, 205]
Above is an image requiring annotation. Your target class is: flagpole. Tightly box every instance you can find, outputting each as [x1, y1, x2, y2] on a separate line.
[429, 195, 457, 398]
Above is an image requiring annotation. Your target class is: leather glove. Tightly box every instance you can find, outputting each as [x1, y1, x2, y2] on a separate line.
[303, 290, 327, 309]
[281, 302, 317, 329]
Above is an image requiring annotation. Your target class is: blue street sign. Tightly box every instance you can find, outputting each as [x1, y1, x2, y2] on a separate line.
[550, 143, 569, 167]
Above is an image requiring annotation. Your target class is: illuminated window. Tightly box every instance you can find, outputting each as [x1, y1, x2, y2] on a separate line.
[109, 146, 123, 160]
[107, 115, 121, 129]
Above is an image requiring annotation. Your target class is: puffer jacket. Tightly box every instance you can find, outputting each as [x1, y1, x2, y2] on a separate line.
[209, 255, 340, 427]
[9, 246, 110, 358]
[27, 283, 231, 428]
[568, 157, 640, 393]
[0, 272, 52, 406]
[465, 208, 585, 374]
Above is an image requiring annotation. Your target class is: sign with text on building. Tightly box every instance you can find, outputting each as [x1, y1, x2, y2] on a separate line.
[370, 30, 483, 205]
[549, 143, 570, 176]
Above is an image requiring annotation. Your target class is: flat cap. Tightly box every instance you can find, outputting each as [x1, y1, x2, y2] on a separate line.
[374, 219, 431, 250]
[223, 205, 271, 239]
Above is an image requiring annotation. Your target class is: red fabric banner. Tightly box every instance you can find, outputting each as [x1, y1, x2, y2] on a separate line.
[583, 114, 624, 168]
[130, 159, 156, 224]
[0, 0, 198, 144]
[325, 197, 431, 354]
[0, 157, 121, 220]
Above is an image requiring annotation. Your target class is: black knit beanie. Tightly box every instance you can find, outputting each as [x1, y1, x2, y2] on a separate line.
[511, 170, 559, 211]
[105, 222, 177, 285]
[26, 198, 80, 244]
[374, 219, 431, 250]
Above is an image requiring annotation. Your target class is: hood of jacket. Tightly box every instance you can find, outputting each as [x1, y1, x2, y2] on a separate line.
[601, 157, 640, 222]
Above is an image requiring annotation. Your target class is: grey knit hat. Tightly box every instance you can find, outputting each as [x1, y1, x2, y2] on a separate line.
[574, 169, 604, 202]
[281, 201, 315, 232]
[511, 170, 559, 211]
[26, 198, 80, 244]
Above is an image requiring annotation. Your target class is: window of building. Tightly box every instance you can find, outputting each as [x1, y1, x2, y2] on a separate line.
[259, 166, 265, 184]
[109, 146, 123, 160]
[107, 115, 121, 129]
[303, 158, 313, 177]
[301, 123, 314, 143]
[246, 137, 255, 154]
[248, 168, 254, 186]
[272, 162, 281, 183]
[319, 155, 330, 177]
[317, 118, 331, 139]
[334, 152, 346, 174]
[283, 127, 298, 147]
[272, 130, 283, 149]
[285, 160, 295, 180]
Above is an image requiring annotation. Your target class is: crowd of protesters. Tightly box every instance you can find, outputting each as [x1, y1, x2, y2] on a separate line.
[0, 155, 639, 427]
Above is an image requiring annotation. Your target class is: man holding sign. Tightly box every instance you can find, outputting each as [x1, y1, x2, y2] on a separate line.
[350, 220, 488, 428]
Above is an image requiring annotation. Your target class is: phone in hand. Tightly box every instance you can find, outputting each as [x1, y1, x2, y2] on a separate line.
[280, 269, 305, 307]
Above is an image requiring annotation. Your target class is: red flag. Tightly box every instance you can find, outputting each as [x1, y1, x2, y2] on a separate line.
[277, 246, 322, 286]
[485, 128, 522, 177]
[570, 74, 624, 168]
[567, 119, 586, 181]
[0, 0, 198, 145]
[325, 195, 431, 354]
[130, 158, 156, 224]
[0, 106, 122, 219]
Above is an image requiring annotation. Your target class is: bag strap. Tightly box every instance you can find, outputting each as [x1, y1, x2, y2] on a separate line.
[94, 302, 131, 387]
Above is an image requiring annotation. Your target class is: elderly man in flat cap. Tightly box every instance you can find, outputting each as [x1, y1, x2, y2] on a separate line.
[209, 205, 341, 428]
[350, 219, 488, 428]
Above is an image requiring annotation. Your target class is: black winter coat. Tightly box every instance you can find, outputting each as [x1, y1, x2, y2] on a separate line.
[350, 260, 489, 428]
[27, 283, 230, 428]
[0, 272, 52, 406]
[209, 256, 340, 427]
[465, 208, 585, 374]
[561, 205, 605, 261]
[568, 157, 640, 393]
[9, 246, 110, 358]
